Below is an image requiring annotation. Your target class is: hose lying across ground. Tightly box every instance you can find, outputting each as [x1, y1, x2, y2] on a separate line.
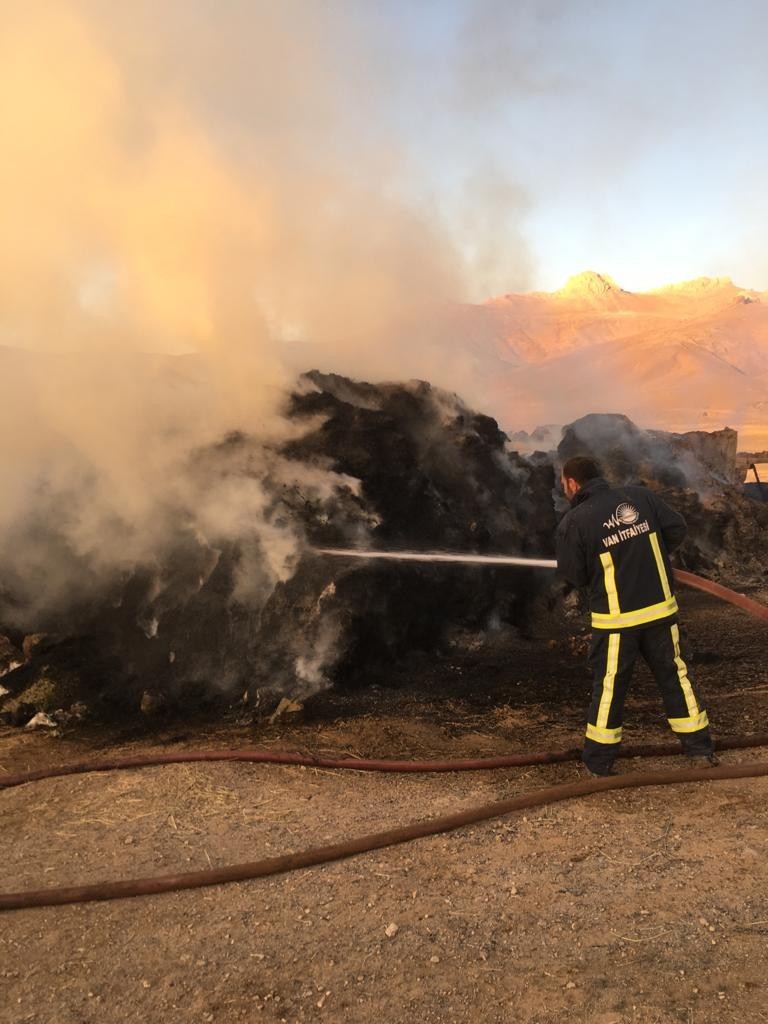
[3, 733, 768, 791]
[2, 756, 768, 912]
[1, 568, 767, 912]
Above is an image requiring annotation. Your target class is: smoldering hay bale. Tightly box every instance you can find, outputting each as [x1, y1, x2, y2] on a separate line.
[558, 412, 740, 488]
[252, 371, 558, 698]
[2, 384, 764, 725]
[0, 371, 558, 721]
[559, 413, 768, 579]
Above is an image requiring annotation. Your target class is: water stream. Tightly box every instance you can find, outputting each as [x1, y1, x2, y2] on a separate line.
[312, 548, 557, 569]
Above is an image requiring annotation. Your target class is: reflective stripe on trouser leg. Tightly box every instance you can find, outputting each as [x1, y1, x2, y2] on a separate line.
[667, 624, 709, 734]
[583, 631, 639, 773]
[586, 632, 622, 745]
[637, 620, 713, 754]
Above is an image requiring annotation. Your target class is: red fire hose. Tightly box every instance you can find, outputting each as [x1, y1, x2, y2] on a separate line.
[2, 734, 768, 793]
[673, 569, 768, 622]
[2, 759, 768, 913]
[1, 568, 766, 912]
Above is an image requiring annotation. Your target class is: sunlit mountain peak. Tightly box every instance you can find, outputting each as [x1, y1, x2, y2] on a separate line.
[556, 270, 624, 297]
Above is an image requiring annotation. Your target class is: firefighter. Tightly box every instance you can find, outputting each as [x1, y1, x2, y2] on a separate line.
[556, 455, 718, 776]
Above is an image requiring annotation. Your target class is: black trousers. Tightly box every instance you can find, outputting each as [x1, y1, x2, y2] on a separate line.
[583, 618, 713, 773]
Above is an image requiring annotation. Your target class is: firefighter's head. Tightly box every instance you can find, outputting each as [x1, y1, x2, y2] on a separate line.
[561, 456, 601, 500]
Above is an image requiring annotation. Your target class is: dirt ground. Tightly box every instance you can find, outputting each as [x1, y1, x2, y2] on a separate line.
[2, 588, 768, 1024]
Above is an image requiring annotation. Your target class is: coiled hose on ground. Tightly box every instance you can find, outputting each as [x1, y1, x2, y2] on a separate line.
[1, 568, 767, 912]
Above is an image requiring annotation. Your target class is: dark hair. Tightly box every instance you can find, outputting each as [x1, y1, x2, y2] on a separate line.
[561, 456, 601, 485]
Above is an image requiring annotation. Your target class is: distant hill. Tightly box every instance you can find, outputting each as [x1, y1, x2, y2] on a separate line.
[445, 272, 768, 450]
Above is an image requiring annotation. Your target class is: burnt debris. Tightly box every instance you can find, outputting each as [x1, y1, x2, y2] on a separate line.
[1, 378, 765, 726]
[558, 413, 768, 578]
[0, 372, 555, 723]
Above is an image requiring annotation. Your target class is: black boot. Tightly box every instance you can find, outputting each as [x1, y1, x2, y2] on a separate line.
[688, 753, 720, 768]
[581, 752, 617, 777]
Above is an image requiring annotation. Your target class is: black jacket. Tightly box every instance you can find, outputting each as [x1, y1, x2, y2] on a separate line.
[556, 478, 687, 631]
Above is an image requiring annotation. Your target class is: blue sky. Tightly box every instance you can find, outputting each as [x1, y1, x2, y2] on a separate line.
[342, 0, 768, 294]
[11, 0, 768, 319]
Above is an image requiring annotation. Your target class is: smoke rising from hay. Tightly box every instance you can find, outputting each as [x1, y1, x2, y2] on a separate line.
[2, 1, 523, 638]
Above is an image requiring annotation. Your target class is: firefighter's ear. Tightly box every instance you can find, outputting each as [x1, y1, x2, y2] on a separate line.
[562, 475, 579, 499]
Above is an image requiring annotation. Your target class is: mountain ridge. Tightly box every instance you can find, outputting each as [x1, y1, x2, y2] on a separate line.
[446, 271, 768, 450]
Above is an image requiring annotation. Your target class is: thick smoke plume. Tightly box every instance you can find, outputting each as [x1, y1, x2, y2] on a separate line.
[1, 1, 514, 640]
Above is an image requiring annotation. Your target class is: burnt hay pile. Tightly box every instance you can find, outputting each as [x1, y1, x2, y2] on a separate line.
[559, 413, 768, 579]
[1, 376, 766, 726]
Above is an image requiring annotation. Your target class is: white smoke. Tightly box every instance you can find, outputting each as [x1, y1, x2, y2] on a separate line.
[0, 1, 518, 635]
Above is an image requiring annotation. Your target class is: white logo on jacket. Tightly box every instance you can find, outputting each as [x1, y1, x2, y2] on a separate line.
[603, 503, 640, 530]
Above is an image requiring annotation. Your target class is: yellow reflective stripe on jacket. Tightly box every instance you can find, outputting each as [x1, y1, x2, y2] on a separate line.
[586, 723, 623, 744]
[668, 710, 709, 734]
[599, 552, 621, 614]
[591, 596, 679, 630]
[649, 531, 672, 601]
[596, 632, 621, 729]
[670, 623, 699, 718]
